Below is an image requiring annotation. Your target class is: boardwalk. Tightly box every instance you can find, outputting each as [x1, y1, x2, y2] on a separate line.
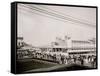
[16, 58, 94, 73]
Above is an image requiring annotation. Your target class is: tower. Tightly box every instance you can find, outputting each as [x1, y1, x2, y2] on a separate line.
[65, 35, 72, 48]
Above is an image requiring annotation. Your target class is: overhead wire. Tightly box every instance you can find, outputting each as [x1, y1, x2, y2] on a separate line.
[19, 4, 96, 27]
[36, 5, 96, 26]
[29, 5, 96, 27]
[18, 5, 74, 24]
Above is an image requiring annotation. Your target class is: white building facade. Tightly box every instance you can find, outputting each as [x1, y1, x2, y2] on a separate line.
[51, 36, 96, 56]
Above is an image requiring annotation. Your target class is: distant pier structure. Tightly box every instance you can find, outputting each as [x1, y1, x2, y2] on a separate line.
[17, 36, 96, 59]
[51, 36, 96, 56]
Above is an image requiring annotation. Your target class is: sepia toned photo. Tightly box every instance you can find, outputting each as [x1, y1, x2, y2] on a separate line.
[15, 2, 97, 74]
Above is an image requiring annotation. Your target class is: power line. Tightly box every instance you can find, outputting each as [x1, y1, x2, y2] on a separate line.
[19, 4, 81, 26]
[18, 5, 75, 24]
[36, 5, 96, 26]
[19, 4, 96, 27]
[29, 5, 96, 27]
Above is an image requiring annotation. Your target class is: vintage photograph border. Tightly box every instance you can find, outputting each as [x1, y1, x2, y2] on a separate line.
[11, 1, 98, 74]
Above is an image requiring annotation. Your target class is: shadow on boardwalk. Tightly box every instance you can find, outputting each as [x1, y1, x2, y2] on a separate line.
[16, 58, 96, 73]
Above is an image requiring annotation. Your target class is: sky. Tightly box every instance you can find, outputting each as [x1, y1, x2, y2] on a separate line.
[18, 3, 96, 46]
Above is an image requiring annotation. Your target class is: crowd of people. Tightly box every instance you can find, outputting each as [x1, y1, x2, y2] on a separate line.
[17, 48, 96, 68]
[32, 51, 96, 67]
